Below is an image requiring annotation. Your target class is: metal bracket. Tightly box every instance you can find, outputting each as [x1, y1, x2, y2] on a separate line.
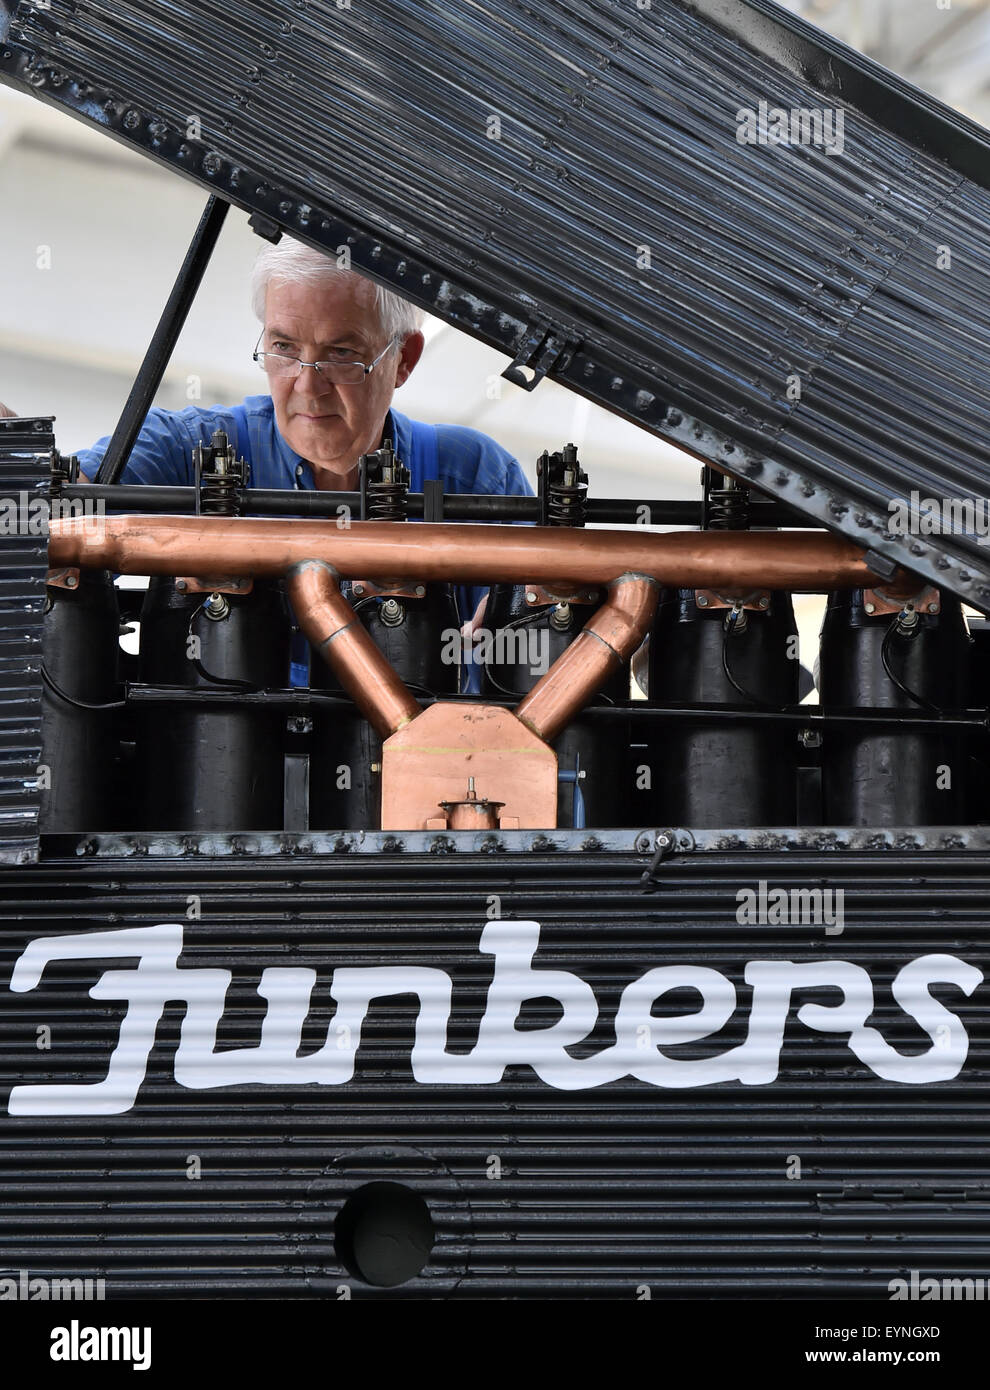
[863, 584, 940, 618]
[638, 828, 680, 890]
[248, 212, 283, 243]
[174, 576, 254, 596]
[695, 588, 770, 612]
[862, 548, 899, 582]
[524, 583, 601, 607]
[502, 320, 579, 391]
[351, 578, 426, 600]
[46, 567, 80, 591]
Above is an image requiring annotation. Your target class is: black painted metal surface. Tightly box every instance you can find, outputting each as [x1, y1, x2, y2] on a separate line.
[0, 418, 49, 865]
[0, 845, 987, 1298]
[5, 1, 990, 602]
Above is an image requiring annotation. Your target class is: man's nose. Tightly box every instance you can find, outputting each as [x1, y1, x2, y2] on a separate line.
[293, 362, 333, 393]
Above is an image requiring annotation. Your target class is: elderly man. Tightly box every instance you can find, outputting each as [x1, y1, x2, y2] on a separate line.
[2, 239, 532, 670]
[69, 236, 532, 503]
[3, 240, 530, 499]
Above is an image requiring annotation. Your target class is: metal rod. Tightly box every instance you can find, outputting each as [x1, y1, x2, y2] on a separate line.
[64, 483, 814, 527]
[94, 196, 230, 485]
[123, 686, 988, 731]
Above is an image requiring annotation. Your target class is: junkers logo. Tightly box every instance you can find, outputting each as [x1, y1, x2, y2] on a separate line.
[6, 921, 982, 1116]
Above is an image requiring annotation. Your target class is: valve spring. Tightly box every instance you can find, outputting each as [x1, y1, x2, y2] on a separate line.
[367, 478, 408, 521]
[199, 470, 241, 516]
[548, 477, 587, 527]
[706, 484, 750, 531]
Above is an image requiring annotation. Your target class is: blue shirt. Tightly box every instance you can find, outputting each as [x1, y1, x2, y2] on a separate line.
[76, 395, 533, 505]
[77, 395, 534, 689]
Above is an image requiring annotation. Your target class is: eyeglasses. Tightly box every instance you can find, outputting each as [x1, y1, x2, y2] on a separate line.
[253, 332, 400, 385]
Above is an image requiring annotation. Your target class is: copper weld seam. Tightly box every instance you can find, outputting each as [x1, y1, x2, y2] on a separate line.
[285, 560, 420, 739]
[47, 515, 910, 592]
[515, 575, 660, 743]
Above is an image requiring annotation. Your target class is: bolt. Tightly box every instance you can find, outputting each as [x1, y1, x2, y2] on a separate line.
[928, 603, 939, 614]
[864, 601, 875, 614]
[656, 832, 672, 848]
[64, 574, 78, 588]
[353, 583, 365, 596]
[525, 591, 538, 603]
[415, 585, 426, 597]
[175, 579, 188, 592]
[697, 593, 709, 607]
[758, 596, 769, 609]
[370, 762, 381, 773]
[635, 833, 654, 854]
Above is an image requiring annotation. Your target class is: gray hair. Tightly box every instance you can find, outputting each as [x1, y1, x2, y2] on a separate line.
[250, 237, 425, 341]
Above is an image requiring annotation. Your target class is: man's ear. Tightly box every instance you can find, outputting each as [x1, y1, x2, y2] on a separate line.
[394, 332, 425, 388]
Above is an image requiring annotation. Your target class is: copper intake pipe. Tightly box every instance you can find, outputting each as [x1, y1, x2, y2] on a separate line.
[49, 516, 901, 592]
[516, 574, 660, 742]
[286, 561, 420, 739]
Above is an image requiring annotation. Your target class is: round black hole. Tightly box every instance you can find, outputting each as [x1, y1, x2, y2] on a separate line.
[334, 1181, 435, 1287]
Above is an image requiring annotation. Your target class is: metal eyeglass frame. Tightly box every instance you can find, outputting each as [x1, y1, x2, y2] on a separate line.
[253, 331, 400, 383]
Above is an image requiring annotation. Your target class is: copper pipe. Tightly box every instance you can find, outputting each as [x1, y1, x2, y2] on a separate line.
[49, 516, 905, 592]
[515, 574, 660, 743]
[286, 560, 420, 739]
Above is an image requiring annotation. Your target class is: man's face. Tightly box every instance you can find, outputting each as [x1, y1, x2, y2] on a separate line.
[262, 276, 423, 487]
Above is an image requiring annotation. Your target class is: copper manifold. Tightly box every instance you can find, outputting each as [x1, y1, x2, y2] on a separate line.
[516, 574, 659, 742]
[49, 515, 901, 592]
[50, 513, 915, 829]
[286, 560, 419, 739]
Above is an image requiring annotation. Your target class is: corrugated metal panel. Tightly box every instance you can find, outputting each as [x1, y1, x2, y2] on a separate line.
[0, 418, 48, 865]
[1, 846, 987, 1297]
[5, 1, 990, 602]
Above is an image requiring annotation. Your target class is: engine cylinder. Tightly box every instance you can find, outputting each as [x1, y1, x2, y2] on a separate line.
[40, 569, 121, 831]
[818, 591, 969, 825]
[136, 577, 290, 830]
[645, 589, 799, 827]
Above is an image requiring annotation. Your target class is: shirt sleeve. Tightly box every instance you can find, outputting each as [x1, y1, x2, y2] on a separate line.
[75, 406, 226, 485]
